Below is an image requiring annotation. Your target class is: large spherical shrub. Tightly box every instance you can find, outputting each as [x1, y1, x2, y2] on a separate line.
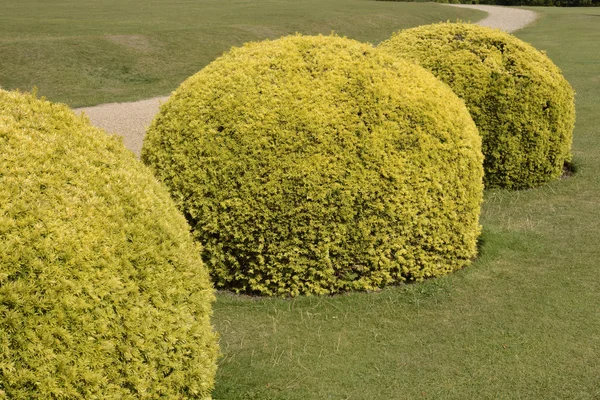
[379, 23, 576, 189]
[142, 35, 483, 297]
[0, 89, 218, 398]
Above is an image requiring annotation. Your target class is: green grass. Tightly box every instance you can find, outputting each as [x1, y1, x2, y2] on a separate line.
[210, 8, 600, 399]
[2, 2, 598, 399]
[0, 0, 483, 107]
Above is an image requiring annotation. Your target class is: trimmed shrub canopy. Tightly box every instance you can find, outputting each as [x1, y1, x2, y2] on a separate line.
[379, 23, 576, 189]
[0, 90, 218, 398]
[142, 35, 484, 297]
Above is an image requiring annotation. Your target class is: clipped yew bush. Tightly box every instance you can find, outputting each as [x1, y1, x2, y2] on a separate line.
[379, 23, 576, 189]
[142, 34, 484, 297]
[0, 89, 218, 398]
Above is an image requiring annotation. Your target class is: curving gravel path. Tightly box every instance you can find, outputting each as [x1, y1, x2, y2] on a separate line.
[76, 5, 537, 156]
[446, 4, 537, 33]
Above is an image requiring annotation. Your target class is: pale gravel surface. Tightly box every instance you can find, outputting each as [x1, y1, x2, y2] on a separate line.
[446, 4, 537, 33]
[76, 96, 168, 157]
[75, 5, 537, 156]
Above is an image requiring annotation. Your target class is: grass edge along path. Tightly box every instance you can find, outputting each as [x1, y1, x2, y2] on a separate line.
[74, 4, 535, 157]
[447, 4, 537, 33]
[0, 0, 484, 107]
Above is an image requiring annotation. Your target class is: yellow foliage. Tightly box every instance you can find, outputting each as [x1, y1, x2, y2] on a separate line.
[379, 23, 576, 189]
[0, 89, 218, 398]
[142, 35, 484, 297]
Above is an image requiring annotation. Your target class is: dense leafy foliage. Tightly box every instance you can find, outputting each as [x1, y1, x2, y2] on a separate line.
[380, 23, 575, 189]
[142, 35, 484, 297]
[0, 89, 218, 398]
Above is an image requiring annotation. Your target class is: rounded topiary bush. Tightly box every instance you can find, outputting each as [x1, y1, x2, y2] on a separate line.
[379, 23, 576, 189]
[0, 89, 218, 398]
[142, 34, 484, 297]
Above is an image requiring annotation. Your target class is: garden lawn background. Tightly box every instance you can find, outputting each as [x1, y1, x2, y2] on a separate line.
[1, 2, 598, 399]
[0, 0, 483, 107]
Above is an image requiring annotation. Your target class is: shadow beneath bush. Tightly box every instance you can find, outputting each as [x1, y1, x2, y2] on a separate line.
[561, 160, 578, 179]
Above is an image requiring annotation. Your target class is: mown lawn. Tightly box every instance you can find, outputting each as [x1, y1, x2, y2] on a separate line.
[1, 2, 597, 399]
[0, 0, 482, 107]
[211, 7, 600, 400]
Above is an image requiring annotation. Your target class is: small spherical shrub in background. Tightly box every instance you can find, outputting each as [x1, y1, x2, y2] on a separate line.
[142, 35, 484, 297]
[0, 89, 218, 398]
[379, 23, 576, 189]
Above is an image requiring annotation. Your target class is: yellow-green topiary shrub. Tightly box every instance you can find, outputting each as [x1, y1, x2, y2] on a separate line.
[142, 35, 484, 297]
[0, 89, 218, 399]
[379, 23, 576, 189]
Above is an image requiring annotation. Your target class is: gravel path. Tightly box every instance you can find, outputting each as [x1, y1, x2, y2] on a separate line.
[76, 5, 537, 156]
[447, 4, 537, 33]
[77, 96, 168, 157]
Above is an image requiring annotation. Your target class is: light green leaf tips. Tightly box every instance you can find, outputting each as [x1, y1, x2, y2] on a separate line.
[142, 34, 484, 297]
[379, 23, 576, 189]
[0, 89, 218, 399]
